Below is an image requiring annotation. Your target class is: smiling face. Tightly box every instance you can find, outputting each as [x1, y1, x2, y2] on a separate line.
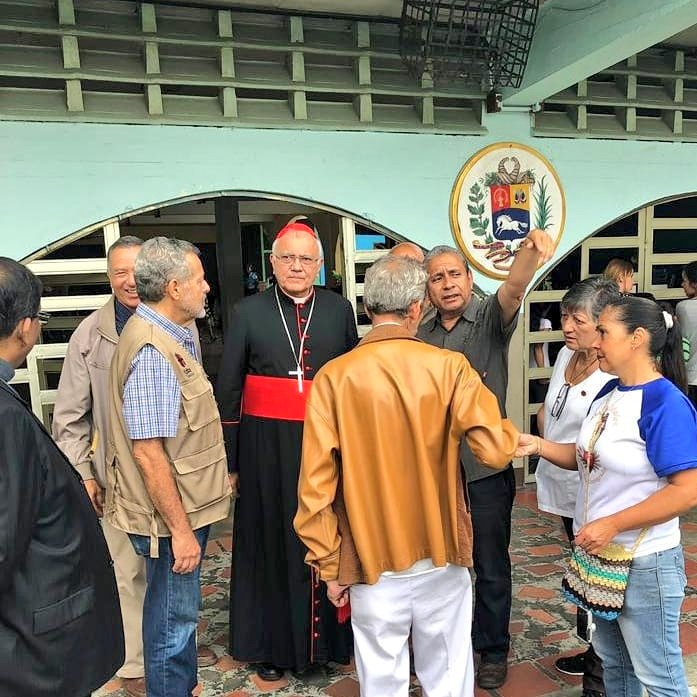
[270, 231, 322, 298]
[593, 307, 634, 374]
[560, 307, 598, 352]
[108, 244, 141, 310]
[426, 253, 474, 320]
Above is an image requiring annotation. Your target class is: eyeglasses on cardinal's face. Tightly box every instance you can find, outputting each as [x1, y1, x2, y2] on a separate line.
[273, 254, 320, 267]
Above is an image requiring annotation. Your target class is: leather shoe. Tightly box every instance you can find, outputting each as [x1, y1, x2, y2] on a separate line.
[256, 663, 284, 681]
[197, 645, 218, 667]
[291, 663, 326, 681]
[121, 677, 147, 697]
[476, 661, 508, 689]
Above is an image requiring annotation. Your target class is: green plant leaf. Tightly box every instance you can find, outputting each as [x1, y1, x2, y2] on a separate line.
[476, 204, 485, 215]
[467, 204, 479, 215]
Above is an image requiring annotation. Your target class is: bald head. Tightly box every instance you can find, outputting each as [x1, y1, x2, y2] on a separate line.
[389, 242, 425, 264]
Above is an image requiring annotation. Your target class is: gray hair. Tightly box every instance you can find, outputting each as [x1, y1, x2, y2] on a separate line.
[424, 244, 470, 270]
[135, 237, 200, 303]
[107, 235, 143, 267]
[364, 255, 428, 317]
[561, 276, 621, 322]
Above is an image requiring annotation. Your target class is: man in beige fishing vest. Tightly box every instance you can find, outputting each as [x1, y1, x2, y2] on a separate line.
[107, 237, 232, 697]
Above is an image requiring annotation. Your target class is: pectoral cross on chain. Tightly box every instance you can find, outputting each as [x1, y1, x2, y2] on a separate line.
[289, 366, 304, 393]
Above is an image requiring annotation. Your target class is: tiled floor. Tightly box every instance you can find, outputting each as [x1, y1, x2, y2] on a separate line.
[96, 487, 697, 697]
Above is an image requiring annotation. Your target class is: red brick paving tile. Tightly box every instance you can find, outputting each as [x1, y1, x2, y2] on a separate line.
[687, 575, 697, 590]
[541, 630, 572, 646]
[193, 684, 202, 696]
[524, 608, 557, 625]
[537, 653, 583, 686]
[323, 676, 360, 697]
[516, 489, 538, 505]
[683, 544, 697, 555]
[522, 526, 552, 536]
[201, 585, 218, 597]
[685, 558, 697, 577]
[528, 544, 563, 557]
[510, 553, 527, 564]
[496, 661, 560, 697]
[218, 536, 233, 551]
[509, 620, 525, 635]
[250, 674, 289, 691]
[682, 597, 697, 612]
[221, 566, 231, 579]
[524, 563, 564, 576]
[679, 621, 697, 654]
[217, 655, 247, 671]
[222, 692, 252, 697]
[517, 585, 556, 600]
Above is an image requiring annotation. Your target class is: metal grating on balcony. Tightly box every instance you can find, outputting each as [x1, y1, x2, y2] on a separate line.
[534, 45, 697, 143]
[0, 0, 487, 134]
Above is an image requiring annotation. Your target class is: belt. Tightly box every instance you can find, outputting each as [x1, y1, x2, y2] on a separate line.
[242, 374, 312, 421]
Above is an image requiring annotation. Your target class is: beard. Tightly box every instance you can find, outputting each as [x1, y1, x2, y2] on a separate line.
[182, 297, 206, 320]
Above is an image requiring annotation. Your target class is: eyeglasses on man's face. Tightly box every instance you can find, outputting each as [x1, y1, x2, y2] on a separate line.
[550, 382, 570, 419]
[273, 254, 320, 267]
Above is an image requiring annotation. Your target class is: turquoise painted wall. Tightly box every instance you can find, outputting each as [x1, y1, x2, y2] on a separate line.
[1, 114, 696, 294]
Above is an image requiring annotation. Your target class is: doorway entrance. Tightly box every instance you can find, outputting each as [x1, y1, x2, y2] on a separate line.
[16, 193, 409, 425]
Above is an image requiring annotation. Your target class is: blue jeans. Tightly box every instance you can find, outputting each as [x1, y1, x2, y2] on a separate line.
[130, 527, 210, 697]
[592, 545, 688, 697]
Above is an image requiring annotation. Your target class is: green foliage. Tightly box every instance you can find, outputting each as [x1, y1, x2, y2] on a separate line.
[468, 179, 489, 236]
[483, 171, 500, 187]
[533, 175, 553, 230]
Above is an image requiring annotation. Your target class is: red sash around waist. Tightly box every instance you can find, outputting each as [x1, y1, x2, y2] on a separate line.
[242, 374, 312, 422]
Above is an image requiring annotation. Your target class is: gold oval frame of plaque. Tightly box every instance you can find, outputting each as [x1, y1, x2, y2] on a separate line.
[450, 142, 566, 280]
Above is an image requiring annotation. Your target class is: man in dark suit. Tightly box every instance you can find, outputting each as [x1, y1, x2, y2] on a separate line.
[0, 257, 124, 697]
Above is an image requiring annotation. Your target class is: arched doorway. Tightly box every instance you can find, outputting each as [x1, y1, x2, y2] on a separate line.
[16, 193, 411, 426]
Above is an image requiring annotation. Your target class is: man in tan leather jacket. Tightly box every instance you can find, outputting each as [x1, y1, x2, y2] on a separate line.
[295, 255, 519, 697]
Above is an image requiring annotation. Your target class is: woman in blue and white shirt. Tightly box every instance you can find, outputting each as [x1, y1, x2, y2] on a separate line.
[519, 296, 697, 697]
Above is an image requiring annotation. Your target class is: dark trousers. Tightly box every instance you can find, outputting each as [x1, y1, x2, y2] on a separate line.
[561, 516, 605, 695]
[469, 465, 516, 664]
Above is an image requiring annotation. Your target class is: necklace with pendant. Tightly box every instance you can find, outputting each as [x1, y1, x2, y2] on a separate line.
[274, 286, 316, 393]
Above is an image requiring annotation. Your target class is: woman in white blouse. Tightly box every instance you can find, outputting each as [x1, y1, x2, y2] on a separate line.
[536, 277, 619, 697]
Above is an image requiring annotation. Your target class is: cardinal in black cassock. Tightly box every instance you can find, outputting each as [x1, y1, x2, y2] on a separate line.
[216, 222, 358, 679]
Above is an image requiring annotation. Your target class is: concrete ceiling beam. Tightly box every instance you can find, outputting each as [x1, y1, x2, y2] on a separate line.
[504, 0, 697, 107]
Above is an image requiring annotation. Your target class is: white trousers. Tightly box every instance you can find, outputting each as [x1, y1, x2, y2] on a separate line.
[350, 565, 473, 697]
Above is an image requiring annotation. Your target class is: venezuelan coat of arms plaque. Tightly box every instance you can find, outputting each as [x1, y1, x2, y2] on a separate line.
[450, 142, 565, 279]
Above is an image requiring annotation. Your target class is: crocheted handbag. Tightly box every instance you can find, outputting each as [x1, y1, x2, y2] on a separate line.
[560, 398, 648, 620]
[561, 537, 645, 620]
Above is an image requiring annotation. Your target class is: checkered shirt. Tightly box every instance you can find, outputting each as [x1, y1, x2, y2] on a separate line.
[122, 303, 199, 440]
